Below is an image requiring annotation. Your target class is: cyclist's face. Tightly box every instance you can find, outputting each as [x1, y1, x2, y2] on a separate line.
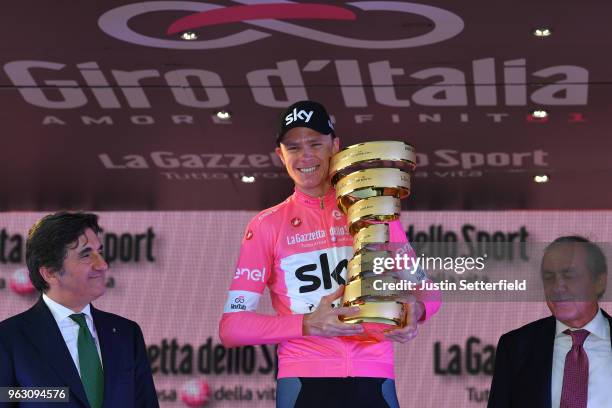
[276, 127, 339, 197]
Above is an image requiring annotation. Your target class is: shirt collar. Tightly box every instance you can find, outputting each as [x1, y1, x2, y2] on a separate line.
[42, 293, 93, 324]
[555, 308, 610, 341]
[292, 187, 337, 208]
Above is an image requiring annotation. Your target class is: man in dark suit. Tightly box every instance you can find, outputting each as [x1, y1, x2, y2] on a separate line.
[489, 236, 611, 408]
[0, 212, 159, 408]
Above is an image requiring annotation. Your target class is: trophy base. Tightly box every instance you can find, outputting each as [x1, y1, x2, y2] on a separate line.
[341, 301, 406, 324]
[342, 316, 399, 325]
[340, 301, 407, 342]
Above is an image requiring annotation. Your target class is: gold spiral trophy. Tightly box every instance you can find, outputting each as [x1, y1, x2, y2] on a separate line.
[329, 141, 417, 341]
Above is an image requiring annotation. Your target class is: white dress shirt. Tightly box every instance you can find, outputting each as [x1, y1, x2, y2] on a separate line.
[42, 294, 103, 376]
[551, 309, 612, 408]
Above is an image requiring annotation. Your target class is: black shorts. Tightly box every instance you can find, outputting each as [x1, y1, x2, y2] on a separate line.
[276, 377, 401, 408]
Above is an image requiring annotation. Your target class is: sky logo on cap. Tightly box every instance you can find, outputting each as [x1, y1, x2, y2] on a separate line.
[285, 109, 314, 126]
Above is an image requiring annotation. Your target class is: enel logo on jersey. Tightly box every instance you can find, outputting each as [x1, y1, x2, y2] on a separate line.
[234, 267, 266, 282]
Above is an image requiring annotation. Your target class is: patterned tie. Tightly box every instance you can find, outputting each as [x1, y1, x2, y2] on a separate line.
[70, 313, 104, 408]
[560, 329, 590, 408]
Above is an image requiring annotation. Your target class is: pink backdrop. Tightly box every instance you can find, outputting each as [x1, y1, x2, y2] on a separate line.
[1, 211, 611, 407]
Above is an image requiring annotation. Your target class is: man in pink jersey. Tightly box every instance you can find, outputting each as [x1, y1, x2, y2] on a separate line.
[219, 101, 441, 408]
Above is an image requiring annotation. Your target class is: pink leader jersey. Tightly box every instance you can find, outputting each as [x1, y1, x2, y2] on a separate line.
[219, 188, 440, 378]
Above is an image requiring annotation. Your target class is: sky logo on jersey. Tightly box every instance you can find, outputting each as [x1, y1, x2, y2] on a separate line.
[296, 253, 347, 293]
[280, 246, 353, 312]
[234, 267, 266, 282]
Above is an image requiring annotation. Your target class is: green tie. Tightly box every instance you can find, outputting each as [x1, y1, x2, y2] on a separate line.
[70, 313, 104, 408]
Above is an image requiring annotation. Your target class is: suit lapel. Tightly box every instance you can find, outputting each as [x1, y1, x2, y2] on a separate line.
[23, 298, 90, 407]
[535, 316, 556, 408]
[91, 305, 120, 407]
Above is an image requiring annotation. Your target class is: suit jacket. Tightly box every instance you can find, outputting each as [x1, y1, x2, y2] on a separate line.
[488, 309, 612, 408]
[0, 297, 159, 408]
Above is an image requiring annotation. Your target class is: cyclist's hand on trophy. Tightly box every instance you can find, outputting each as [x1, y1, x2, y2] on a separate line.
[383, 298, 424, 343]
[303, 286, 364, 337]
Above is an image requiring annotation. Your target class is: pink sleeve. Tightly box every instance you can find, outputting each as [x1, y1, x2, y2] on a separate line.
[219, 313, 304, 348]
[218, 215, 304, 347]
[388, 220, 442, 321]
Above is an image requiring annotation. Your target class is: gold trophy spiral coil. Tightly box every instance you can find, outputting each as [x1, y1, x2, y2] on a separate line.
[329, 141, 416, 338]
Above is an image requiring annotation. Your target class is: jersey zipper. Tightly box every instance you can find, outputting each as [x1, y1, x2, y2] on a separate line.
[316, 193, 350, 374]
[320, 194, 351, 375]
[319, 197, 329, 242]
[344, 340, 350, 376]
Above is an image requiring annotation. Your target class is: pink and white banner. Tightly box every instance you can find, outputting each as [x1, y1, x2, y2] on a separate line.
[1, 211, 611, 407]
